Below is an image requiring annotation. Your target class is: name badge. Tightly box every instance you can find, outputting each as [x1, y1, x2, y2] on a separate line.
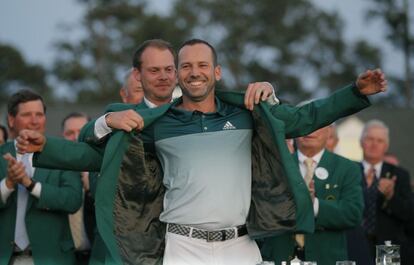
[315, 167, 329, 180]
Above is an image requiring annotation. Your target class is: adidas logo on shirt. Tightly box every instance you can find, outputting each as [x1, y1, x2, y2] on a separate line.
[223, 121, 236, 130]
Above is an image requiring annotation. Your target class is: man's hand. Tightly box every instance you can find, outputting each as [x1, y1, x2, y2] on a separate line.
[378, 176, 396, 200]
[105, 110, 144, 132]
[3, 153, 31, 188]
[244, 82, 275, 111]
[16, 129, 46, 154]
[356, 69, 387, 95]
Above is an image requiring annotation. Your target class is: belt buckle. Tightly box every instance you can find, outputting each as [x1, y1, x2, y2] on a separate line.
[206, 231, 216, 242]
[207, 230, 226, 242]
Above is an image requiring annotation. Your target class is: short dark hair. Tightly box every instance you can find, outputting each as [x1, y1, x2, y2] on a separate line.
[61, 112, 90, 131]
[179, 39, 218, 66]
[132, 39, 176, 70]
[7, 89, 46, 117]
[0, 124, 8, 142]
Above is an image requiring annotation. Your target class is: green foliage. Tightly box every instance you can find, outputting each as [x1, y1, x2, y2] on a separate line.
[366, 0, 413, 107]
[52, 0, 384, 104]
[0, 44, 51, 106]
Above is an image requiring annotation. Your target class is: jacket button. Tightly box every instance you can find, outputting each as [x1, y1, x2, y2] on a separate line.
[10, 241, 14, 245]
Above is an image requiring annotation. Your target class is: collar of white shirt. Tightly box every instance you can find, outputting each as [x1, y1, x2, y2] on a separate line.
[362, 160, 383, 179]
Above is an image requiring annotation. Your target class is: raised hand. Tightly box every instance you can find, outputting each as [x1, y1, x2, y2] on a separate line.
[105, 110, 144, 132]
[3, 153, 31, 188]
[16, 129, 46, 154]
[244, 82, 276, 110]
[356, 69, 388, 95]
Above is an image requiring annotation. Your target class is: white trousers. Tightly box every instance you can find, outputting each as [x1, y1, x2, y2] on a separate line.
[163, 231, 262, 265]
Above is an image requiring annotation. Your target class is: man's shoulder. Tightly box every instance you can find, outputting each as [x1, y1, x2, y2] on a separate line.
[327, 151, 360, 169]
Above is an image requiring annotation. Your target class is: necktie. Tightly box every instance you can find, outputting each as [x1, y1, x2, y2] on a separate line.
[304, 158, 314, 186]
[69, 191, 91, 250]
[14, 154, 33, 250]
[295, 158, 315, 249]
[363, 165, 378, 234]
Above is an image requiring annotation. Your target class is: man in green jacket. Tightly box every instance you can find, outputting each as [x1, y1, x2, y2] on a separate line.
[0, 90, 82, 265]
[17, 39, 386, 265]
[261, 125, 364, 265]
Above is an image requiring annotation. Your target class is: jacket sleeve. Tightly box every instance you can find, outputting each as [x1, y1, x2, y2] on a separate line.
[269, 84, 371, 138]
[36, 170, 83, 213]
[33, 137, 103, 172]
[78, 103, 137, 144]
[316, 160, 364, 230]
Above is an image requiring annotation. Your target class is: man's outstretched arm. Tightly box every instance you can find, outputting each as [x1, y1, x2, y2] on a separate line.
[17, 129, 103, 172]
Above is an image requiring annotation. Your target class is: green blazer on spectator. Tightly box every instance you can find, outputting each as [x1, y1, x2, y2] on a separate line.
[261, 150, 364, 265]
[33, 84, 370, 265]
[0, 142, 83, 265]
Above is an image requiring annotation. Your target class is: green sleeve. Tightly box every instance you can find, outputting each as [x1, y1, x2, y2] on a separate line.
[270, 84, 370, 138]
[33, 137, 103, 172]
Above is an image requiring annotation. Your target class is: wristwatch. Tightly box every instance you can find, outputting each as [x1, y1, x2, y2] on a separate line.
[26, 180, 37, 192]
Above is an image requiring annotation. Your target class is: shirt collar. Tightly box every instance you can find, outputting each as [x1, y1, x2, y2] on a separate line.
[169, 96, 228, 122]
[362, 160, 383, 178]
[297, 149, 325, 165]
[143, 96, 173, 109]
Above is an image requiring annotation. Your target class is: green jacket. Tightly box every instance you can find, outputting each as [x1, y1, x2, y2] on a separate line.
[0, 142, 83, 265]
[261, 150, 364, 265]
[33, 85, 370, 265]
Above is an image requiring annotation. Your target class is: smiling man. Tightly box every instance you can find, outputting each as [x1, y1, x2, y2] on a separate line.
[16, 39, 387, 265]
[0, 90, 82, 265]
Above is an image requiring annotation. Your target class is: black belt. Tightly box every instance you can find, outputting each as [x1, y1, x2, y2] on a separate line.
[12, 249, 32, 257]
[167, 223, 248, 242]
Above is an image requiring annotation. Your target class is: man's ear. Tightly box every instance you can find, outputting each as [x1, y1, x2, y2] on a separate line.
[119, 88, 127, 103]
[214, 65, 222, 81]
[7, 115, 14, 131]
[133, 68, 141, 81]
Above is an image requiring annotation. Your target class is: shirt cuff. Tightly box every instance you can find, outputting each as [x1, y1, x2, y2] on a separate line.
[30, 182, 41, 198]
[94, 113, 113, 139]
[313, 197, 319, 217]
[266, 86, 280, 106]
[0, 178, 15, 203]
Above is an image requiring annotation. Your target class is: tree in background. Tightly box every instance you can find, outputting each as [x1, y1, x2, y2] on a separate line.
[0, 44, 51, 106]
[366, 0, 414, 107]
[52, 0, 189, 103]
[53, 0, 383, 104]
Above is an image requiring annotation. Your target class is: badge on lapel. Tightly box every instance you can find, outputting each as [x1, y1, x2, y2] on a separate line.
[315, 167, 328, 180]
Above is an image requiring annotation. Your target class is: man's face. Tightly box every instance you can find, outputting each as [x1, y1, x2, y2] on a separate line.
[136, 47, 176, 105]
[120, 74, 144, 104]
[296, 126, 330, 153]
[361, 126, 389, 163]
[63, 116, 88, 142]
[8, 100, 46, 136]
[178, 43, 221, 102]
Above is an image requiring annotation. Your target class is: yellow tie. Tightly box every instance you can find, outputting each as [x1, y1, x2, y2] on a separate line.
[304, 158, 314, 186]
[366, 165, 375, 188]
[295, 158, 315, 248]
